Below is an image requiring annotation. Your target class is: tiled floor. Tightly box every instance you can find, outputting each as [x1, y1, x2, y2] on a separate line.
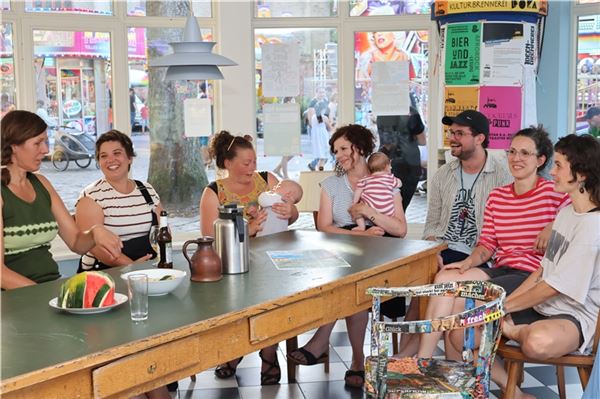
[166, 320, 585, 399]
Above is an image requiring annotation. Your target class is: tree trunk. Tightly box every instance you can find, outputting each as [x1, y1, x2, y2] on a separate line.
[146, 1, 208, 213]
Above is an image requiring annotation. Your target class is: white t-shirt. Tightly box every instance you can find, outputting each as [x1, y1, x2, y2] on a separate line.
[256, 192, 288, 237]
[534, 205, 600, 353]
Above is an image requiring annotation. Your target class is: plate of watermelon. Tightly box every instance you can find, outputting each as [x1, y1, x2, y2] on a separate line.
[49, 293, 128, 314]
[49, 271, 128, 314]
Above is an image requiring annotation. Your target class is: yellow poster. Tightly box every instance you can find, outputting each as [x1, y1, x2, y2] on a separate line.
[443, 86, 479, 147]
[435, 0, 547, 17]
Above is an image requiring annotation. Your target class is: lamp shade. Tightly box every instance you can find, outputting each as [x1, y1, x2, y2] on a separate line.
[149, 15, 236, 81]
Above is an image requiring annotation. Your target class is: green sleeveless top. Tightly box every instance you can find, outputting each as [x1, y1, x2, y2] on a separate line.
[2, 173, 60, 283]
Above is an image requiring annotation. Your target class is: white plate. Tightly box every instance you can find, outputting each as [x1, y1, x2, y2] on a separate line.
[49, 293, 128, 314]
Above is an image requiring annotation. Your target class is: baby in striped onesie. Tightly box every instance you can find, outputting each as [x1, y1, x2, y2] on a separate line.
[353, 152, 402, 231]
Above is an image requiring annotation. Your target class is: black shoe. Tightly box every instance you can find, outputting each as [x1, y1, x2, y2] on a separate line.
[167, 381, 178, 392]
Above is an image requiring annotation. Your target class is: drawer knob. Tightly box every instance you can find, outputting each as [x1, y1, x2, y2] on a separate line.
[147, 362, 157, 374]
[384, 279, 389, 287]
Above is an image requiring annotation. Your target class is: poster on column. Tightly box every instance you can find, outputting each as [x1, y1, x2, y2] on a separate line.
[263, 103, 301, 156]
[262, 43, 300, 97]
[479, 86, 522, 150]
[445, 22, 481, 85]
[480, 22, 525, 86]
[443, 87, 479, 147]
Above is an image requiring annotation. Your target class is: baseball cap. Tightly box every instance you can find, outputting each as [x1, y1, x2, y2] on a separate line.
[442, 110, 490, 135]
[585, 107, 600, 120]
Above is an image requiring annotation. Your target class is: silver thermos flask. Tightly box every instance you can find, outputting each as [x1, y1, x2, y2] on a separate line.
[214, 204, 249, 274]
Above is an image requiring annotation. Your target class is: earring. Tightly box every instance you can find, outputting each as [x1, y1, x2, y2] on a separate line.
[579, 181, 586, 194]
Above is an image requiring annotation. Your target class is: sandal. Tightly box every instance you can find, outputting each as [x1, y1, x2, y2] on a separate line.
[258, 349, 281, 385]
[286, 347, 329, 366]
[344, 369, 365, 389]
[214, 356, 243, 379]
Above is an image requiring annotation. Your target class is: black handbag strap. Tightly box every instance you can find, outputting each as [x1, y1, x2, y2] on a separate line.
[135, 180, 158, 226]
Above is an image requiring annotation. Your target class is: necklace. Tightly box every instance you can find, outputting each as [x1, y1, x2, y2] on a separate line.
[458, 154, 487, 224]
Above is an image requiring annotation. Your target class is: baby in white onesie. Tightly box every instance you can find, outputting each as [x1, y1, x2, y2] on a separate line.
[256, 179, 303, 237]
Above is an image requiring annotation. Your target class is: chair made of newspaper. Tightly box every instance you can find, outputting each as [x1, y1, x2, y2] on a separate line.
[365, 281, 506, 399]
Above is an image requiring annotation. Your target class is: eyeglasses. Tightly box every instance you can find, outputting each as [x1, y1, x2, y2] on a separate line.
[445, 130, 474, 139]
[505, 148, 538, 159]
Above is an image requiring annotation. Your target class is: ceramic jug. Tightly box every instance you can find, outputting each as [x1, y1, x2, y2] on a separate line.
[182, 236, 222, 282]
[214, 204, 249, 274]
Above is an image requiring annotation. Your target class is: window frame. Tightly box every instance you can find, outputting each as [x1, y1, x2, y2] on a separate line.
[569, 1, 599, 132]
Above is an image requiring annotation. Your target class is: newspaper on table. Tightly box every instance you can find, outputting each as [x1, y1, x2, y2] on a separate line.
[267, 249, 350, 270]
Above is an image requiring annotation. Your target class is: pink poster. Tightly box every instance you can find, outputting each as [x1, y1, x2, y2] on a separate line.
[479, 86, 522, 149]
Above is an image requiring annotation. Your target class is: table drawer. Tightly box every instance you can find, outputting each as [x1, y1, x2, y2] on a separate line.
[249, 296, 323, 343]
[93, 335, 199, 398]
[356, 265, 420, 306]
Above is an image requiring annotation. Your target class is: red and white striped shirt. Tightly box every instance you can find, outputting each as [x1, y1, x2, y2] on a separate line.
[478, 178, 570, 273]
[356, 172, 401, 216]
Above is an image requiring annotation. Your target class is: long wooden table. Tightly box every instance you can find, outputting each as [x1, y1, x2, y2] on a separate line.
[1, 231, 443, 398]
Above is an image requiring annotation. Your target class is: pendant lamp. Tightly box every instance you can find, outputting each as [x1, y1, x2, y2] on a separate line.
[149, 15, 236, 80]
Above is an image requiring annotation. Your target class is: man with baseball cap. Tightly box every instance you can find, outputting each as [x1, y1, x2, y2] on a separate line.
[585, 107, 600, 138]
[397, 110, 512, 356]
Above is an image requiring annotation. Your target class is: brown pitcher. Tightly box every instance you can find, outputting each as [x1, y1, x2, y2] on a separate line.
[182, 237, 222, 282]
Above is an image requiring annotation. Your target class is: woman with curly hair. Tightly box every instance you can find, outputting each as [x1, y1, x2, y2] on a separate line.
[287, 124, 407, 388]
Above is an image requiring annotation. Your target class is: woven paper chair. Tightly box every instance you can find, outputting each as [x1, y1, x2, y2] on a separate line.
[365, 281, 506, 399]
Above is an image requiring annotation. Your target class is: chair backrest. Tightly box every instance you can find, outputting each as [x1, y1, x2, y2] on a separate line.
[367, 281, 505, 399]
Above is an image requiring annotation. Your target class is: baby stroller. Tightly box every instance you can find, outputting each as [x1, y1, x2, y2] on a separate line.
[51, 126, 96, 171]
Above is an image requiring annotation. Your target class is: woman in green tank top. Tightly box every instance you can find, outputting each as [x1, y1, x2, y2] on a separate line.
[1, 110, 122, 289]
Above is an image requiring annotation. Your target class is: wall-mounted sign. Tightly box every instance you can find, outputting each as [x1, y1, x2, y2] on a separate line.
[434, 0, 547, 17]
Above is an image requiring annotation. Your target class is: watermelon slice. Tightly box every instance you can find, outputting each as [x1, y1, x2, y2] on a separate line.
[58, 271, 115, 309]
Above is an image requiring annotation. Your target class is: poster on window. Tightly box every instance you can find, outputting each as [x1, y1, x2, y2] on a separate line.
[371, 61, 410, 116]
[443, 86, 479, 147]
[262, 43, 300, 98]
[263, 103, 301, 156]
[480, 22, 537, 86]
[445, 22, 481, 85]
[479, 86, 522, 150]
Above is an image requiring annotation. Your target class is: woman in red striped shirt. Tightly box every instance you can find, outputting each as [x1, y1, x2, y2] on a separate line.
[417, 126, 569, 359]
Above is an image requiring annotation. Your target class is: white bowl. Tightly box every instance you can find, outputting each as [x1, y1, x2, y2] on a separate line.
[121, 269, 186, 296]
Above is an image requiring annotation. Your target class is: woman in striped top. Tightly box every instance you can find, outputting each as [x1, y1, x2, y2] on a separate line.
[418, 126, 569, 359]
[76, 130, 163, 271]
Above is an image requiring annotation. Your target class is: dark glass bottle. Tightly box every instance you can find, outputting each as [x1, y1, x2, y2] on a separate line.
[157, 210, 173, 269]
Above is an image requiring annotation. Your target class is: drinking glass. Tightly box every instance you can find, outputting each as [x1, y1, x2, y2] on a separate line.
[127, 274, 148, 322]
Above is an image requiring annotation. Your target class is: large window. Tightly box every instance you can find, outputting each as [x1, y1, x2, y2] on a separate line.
[127, 0, 211, 17]
[255, 28, 338, 136]
[575, 14, 600, 134]
[349, 0, 430, 16]
[1, 23, 17, 118]
[25, 1, 112, 15]
[33, 30, 112, 137]
[353, 30, 429, 125]
[254, 0, 338, 18]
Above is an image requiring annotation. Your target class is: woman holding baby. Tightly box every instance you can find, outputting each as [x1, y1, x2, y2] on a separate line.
[199, 130, 299, 385]
[287, 124, 407, 388]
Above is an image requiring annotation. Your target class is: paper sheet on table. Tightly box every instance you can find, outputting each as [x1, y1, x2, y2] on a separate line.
[183, 98, 212, 137]
[262, 43, 300, 97]
[263, 103, 301, 156]
[267, 249, 351, 270]
[372, 61, 409, 116]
